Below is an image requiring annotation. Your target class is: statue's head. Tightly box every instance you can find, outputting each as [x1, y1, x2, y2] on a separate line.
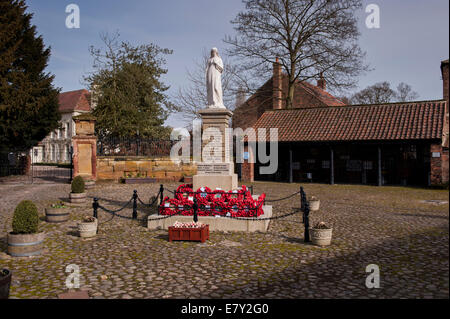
[211, 47, 219, 58]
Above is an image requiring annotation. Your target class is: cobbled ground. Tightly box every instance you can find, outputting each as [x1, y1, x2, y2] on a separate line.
[0, 180, 448, 299]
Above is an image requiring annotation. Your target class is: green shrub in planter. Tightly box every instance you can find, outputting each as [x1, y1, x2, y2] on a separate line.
[12, 200, 39, 234]
[71, 176, 85, 193]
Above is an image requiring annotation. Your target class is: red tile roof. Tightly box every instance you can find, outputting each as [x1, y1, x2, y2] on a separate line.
[58, 89, 91, 113]
[251, 100, 446, 142]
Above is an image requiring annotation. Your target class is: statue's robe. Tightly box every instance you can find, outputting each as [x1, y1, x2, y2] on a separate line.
[206, 56, 225, 108]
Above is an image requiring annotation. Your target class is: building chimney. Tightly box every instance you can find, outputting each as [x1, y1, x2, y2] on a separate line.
[441, 59, 449, 149]
[441, 59, 449, 103]
[317, 72, 326, 91]
[273, 57, 282, 109]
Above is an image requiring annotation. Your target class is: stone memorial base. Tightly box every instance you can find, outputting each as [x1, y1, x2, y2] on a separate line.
[148, 205, 272, 232]
[193, 173, 238, 192]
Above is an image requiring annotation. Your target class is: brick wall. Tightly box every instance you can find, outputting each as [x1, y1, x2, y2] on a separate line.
[240, 145, 254, 182]
[430, 144, 444, 185]
[97, 156, 197, 182]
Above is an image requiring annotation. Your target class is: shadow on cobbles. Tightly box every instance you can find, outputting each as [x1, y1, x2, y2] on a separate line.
[397, 213, 449, 220]
[206, 224, 449, 299]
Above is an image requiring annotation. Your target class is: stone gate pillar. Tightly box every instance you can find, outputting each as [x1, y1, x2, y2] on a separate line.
[72, 113, 97, 181]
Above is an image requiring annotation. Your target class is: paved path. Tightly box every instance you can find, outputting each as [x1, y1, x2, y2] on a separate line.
[0, 181, 448, 299]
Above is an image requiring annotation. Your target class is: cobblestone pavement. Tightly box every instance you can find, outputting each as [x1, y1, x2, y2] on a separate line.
[0, 181, 448, 299]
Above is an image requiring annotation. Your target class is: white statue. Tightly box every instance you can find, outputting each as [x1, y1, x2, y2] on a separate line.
[206, 47, 225, 109]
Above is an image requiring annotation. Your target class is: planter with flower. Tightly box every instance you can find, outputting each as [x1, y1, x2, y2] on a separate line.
[310, 221, 332, 246]
[7, 200, 45, 257]
[168, 221, 209, 243]
[69, 176, 87, 205]
[0, 269, 12, 299]
[78, 216, 98, 238]
[45, 201, 70, 223]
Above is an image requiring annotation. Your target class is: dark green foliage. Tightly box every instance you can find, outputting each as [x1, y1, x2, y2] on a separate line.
[0, 0, 60, 151]
[71, 176, 85, 193]
[84, 32, 175, 139]
[12, 200, 39, 234]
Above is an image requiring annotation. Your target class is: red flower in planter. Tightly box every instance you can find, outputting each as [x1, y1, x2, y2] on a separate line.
[195, 186, 212, 202]
[175, 184, 194, 201]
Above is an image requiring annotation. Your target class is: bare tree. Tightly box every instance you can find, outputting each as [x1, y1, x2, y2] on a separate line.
[224, 0, 368, 108]
[396, 82, 419, 102]
[172, 49, 244, 125]
[351, 82, 396, 104]
[350, 81, 420, 105]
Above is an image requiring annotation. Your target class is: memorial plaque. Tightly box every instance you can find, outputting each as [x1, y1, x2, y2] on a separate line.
[197, 163, 232, 175]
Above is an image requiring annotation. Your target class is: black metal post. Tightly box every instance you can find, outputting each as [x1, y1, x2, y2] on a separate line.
[93, 198, 98, 219]
[159, 184, 164, 205]
[304, 201, 310, 243]
[132, 190, 138, 219]
[300, 186, 305, 223]
[249, 185, 254, 195]
[193, 197, 198, 223]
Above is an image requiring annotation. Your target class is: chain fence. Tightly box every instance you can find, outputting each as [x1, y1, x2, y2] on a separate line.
[91, 184, 312, 241]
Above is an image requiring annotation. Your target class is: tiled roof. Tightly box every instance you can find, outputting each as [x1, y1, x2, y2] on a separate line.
[58, 89, 91, 113]
[251, 100, 446, 142]
[292, 78, 345, 107]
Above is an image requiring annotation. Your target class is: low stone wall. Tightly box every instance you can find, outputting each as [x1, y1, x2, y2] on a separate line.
[97, 156, 197, 182]
[147, 205, 272, 232]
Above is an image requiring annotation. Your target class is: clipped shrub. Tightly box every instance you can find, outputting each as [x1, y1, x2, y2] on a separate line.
[12, 200, 39, 234]
[71, 176, 85, 193]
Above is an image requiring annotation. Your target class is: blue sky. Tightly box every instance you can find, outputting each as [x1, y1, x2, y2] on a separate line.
[26, 0, 449, 128]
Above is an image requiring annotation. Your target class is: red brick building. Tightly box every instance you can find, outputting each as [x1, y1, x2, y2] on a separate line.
[235, 59, 449, 186]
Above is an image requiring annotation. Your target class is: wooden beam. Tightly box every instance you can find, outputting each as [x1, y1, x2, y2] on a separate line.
[289, 145, 293, 183]
[378, 146, 382, 186]
[330, 147, 334, 185]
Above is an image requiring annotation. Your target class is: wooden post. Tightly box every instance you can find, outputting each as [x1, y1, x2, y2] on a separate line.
[330, 147, 335, 185]
[289, 145, 293, 183]
[377, 146, 382, 186]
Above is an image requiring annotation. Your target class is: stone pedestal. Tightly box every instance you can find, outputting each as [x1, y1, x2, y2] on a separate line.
[193, 108, 238, 191]
[72, 114, 97, 180]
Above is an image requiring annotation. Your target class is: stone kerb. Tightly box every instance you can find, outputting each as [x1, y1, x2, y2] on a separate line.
[147, 205, 272, 232]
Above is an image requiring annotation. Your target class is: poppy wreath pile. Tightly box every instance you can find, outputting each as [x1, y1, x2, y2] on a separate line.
[159, 184, 265, 217]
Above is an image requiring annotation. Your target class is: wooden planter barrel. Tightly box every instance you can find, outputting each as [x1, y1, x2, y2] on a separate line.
[168, 225, 209, 243]
[84, 180, 95, 189]
[7, 232, 45, 257]
[78, 218, 97, 238]
[0, 269, 12, 299]
[45, 207, 70, 223]
[69, 192, 87, 204]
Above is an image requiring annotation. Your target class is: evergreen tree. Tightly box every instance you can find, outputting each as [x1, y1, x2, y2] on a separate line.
[85, 32, 175, 139]
[0, 0, 60, 151]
